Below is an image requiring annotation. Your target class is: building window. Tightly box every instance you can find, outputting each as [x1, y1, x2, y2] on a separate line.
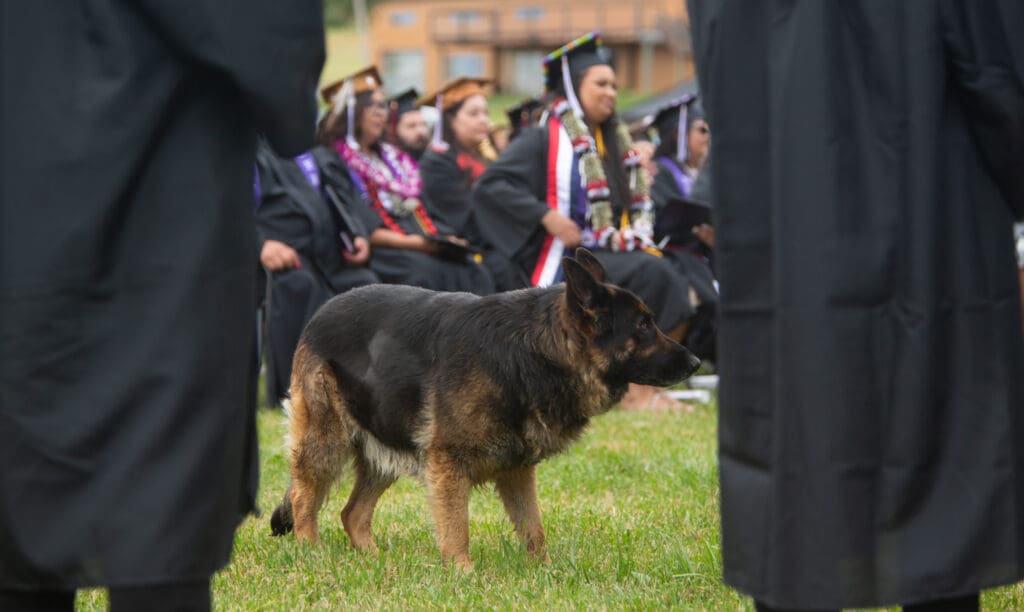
[450, 10, 480, 24]
[511, 50, 545, 94]
[383, 51, 425, 93]
[389, 10, 415, 27]
[445, 52, 485, 79]
[516, 7, 545, 21]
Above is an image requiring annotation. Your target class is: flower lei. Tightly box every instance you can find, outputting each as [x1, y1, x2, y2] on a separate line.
[552, 98, 658, 253]
[336, 140, 422, 217]
[359, 176, 438, 237]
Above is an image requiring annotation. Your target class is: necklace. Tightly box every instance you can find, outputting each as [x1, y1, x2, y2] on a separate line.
[336, 140, 422, 216]
[552, 98, 657, 253]
[338, 140, 439, 236]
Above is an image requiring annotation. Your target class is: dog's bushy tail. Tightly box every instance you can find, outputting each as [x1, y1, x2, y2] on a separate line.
[270, 480, 294, 536]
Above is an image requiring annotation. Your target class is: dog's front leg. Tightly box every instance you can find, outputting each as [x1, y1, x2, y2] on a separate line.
[425, 451, 473, 572]
[495, 465, 550, 563]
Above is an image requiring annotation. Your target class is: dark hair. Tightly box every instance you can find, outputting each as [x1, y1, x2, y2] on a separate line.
[316, 90, 378, 147]
[441, 99, 467, 151]
[653, 114, 680, 160]
[600, 115, 633, 213]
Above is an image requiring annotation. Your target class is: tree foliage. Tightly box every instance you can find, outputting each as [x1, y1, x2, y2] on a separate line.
[324, 0, 385, 28]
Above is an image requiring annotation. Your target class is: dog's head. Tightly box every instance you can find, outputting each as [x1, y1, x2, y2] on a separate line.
[562, 248, 701, 388]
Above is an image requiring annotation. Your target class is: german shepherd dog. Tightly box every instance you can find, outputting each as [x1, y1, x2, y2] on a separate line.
[270, 248, 700, 570]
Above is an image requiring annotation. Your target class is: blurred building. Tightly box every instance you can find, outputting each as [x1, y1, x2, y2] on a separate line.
[370, 0, 694, 95]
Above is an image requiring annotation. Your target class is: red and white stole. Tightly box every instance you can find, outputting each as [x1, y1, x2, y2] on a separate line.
[530, 118, 574, 287]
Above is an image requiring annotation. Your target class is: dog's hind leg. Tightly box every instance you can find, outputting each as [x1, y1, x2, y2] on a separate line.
[340, 452, 396, 554]
[287, 350, 351, 544]
[424, 451, 473, 572]
[495, 465, 550, 563]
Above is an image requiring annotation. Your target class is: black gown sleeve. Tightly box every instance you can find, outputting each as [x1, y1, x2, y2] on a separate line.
[136, 0, 324, 155]
[941, 0, 1024, 219]
[472, 126, 552, 258]
[313, 145, 385, 235]
[254, 144, 314, 253]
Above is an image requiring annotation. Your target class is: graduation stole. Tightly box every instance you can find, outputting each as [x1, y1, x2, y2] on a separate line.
[551, 98, 657, 253]
[530, 118, 574, 287]
[360, 178, 438, 237]
[455, 150, 487, 184]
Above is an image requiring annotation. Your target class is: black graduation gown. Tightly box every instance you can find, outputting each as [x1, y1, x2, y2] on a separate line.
[689, 0, 1024, 608]
[650, 159, 720, 309]
[419, 147, 528, 291]
[317, 146, 495, 295]
[0, 1, 323, 589]
[473, 125, 695, 331]
[255, 142, 379, 405]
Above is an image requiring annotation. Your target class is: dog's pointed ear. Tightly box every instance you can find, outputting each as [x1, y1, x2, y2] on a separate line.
[562, 256, 608, 317]
[573, 247, 606, 283]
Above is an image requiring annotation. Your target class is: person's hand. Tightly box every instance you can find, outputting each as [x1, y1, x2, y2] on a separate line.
[692, 223, 715, 249]
[260, 239, 301, 271]
[632, 140, 659, 178]
[343, 236, 371, 266]
[541, 210, 582, 247]
[405, 234, 437, 254]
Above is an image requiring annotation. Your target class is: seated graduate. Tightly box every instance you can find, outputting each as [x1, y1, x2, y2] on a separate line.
[644, 95, 718, 362]
[255, 136, 379, 404]
[386, 87, 430, 161]
[473, 32, 700, 410]
[316, 66, 495, 295]
[418, 77, 526, 291]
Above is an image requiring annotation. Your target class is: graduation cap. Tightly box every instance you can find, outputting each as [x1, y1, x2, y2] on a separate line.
[388, 87, 421, 118]
[319, 66, 384, 149]
[644, 94, 704, 164]
[417, 77, 493, 152]
[542, 31, 614, 119]
[320, 66, 383, 105]
[506, 97, 545, 134]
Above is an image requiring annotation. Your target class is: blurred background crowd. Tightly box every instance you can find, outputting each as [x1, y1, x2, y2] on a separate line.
[256, 0, 720, 412]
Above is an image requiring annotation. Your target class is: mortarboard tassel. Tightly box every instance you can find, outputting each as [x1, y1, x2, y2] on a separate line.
[675, 104, 688, 166]
[561, 55, 585, 121]
[431, 93, 449, 152]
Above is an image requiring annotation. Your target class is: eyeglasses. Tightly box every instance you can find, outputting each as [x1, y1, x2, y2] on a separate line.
[368, 100, 388, 110]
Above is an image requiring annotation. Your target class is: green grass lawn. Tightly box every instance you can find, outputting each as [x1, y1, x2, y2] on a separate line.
[225, 402, 740, 610]
[71, 390, 1024, 610]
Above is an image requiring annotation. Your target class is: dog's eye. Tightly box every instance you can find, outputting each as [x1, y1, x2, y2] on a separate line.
[637, 317, 650, 332]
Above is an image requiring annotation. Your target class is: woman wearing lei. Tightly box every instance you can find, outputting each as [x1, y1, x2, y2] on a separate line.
[315, 66, 495, 295]
[474, 32, 701, 411]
